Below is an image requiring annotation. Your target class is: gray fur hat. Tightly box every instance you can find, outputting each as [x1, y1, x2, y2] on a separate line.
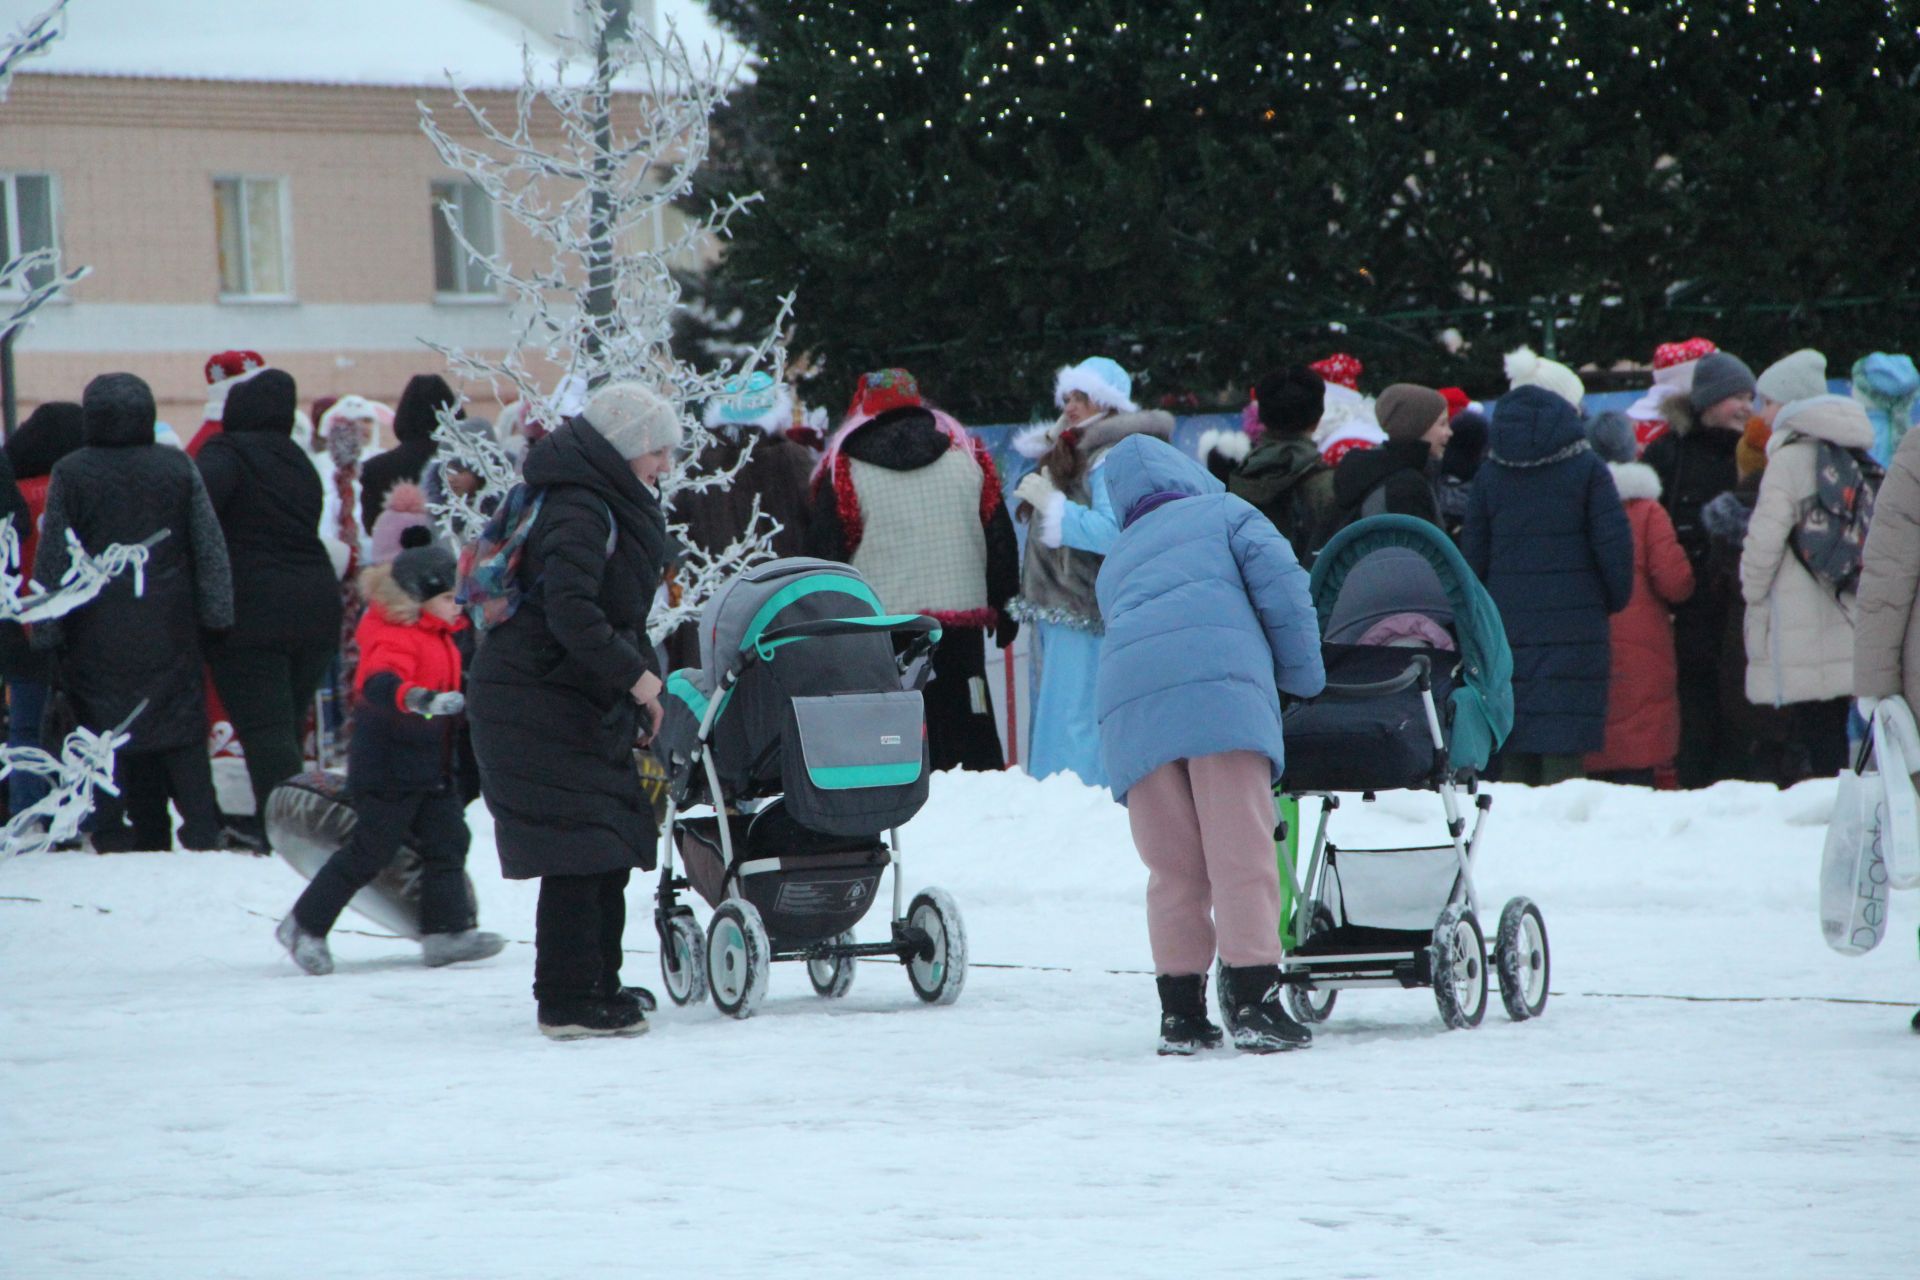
[582, 381, 682, 460]
[1585, 410, 1639, 464]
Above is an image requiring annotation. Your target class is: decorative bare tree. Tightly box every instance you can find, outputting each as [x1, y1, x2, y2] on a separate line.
[419, 0, 795, 639]
[1, 0, 88, 342]
[1, 716, 135, 859]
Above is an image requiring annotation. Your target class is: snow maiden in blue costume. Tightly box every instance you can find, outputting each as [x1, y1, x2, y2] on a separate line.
[1008, 357, 1173, 785]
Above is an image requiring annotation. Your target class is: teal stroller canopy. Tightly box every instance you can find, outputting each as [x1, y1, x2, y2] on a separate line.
[1308, 515, 1513, 772]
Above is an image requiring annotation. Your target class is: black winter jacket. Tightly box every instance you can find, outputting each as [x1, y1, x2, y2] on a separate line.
[360, 374, 457, 530]
[32, 382, 234, 751]
[1461, 387, 1633, 757]
[197, 373, 343, 651]
[1328, 439, 1442, 533]
[1641, 396, 1740, 572]
[468, 419, 668, 880]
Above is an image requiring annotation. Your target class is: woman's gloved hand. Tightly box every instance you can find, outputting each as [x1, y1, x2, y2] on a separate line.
[1013, 470, 1057, 512]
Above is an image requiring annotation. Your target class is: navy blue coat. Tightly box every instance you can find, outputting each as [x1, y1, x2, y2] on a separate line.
[1094, 437, 1326, 802]
[1461, 387, 1633, 757]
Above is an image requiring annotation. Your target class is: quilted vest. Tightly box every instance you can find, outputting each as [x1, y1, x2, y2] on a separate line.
[848, 449, 988, 617]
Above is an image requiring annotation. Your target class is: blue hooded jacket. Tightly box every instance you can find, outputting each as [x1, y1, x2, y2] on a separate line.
[1093, 436, 1326, 802]
[1461, 385, 1633, 757]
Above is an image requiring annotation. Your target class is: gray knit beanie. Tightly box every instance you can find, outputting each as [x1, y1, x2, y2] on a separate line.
[582, 381, 682, 460]
[1585, 410, 1638, 465]
[1688, 352, 1757, 412]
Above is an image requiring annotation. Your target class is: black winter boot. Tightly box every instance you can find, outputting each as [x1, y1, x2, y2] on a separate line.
[1156, 974, 1225, 1056]
[537, 996, 648, 1041]
[1220, 964, 1312, 1053]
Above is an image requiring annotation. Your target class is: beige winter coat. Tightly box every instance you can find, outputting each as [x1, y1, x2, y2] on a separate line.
[1739, 396, 1876, 706]
[1855, 426, 1920, 715]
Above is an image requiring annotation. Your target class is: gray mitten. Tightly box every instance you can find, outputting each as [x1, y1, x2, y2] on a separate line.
[403, 688, 466, 717]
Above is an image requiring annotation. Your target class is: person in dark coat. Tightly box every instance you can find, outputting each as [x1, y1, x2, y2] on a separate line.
[32, 373, 234, 850]
[360, 374, 457, 531]
[1641, 351, 1755, 787]
[197, 368, 345, 824]
[806, 370, 1020, 772]
[1226, 365, 1336, 562]
[467, 382, 676, 1040]
[1461, 385, 1633, 785]
[2, 402, 84, 822]
[1324, 383, 1452, 539]
[664, 372, 815, 670]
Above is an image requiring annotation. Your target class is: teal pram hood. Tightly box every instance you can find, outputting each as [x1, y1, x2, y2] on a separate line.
[1308, 515, 1513, 771]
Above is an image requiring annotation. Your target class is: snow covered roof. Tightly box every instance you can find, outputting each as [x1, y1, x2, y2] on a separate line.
[24, 0, 739, 92]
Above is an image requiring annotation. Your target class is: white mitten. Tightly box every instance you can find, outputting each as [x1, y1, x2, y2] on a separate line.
[1013, 470, 1057, 511]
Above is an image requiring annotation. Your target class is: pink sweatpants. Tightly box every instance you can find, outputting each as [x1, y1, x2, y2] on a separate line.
[1127, 750, 1283, 976]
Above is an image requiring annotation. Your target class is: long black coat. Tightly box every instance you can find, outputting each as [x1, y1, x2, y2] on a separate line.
[196, 373, 343, 651]
[1461, 386, 1633, 757]
[33, 384, 234, 752]
[467, 420, 667, 880]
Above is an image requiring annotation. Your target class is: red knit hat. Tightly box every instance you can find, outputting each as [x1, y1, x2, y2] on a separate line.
[846, 368, 923, 420]
[205, 350, 265, 385]
[1654, 338, 1716, 370]
[1438, 386, 1471, 418]
[1310, 354, 1363, 393]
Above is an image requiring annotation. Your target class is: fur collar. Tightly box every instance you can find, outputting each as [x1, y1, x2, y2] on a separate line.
[358, 563, 421, 625]
[1607, 461, 1662, 502]
[1659, 392, 1700, 437]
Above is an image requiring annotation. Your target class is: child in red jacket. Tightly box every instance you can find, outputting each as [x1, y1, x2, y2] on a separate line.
[276, 537, 504, 974]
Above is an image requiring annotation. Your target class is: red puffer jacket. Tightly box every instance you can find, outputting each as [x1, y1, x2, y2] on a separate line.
[347, 566, 466, 793]
[1587, 463, 1695, 774]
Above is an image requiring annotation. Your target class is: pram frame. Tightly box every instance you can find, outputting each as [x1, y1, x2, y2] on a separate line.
[1275, 654, 1497, 993]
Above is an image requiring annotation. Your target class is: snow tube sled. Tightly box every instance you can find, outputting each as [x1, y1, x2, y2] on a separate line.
[265, 771, 476, 941]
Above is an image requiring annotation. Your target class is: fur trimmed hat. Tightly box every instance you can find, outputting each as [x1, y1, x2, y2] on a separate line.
[704, 370, 791, 433]
[1054, 357, 1138, 414]
[1504, 345, 1585, 409]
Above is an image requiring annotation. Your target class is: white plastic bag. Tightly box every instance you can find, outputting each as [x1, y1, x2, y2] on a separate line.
[1870, 698, 1920, 890]
[1819, 739, 1891, 956]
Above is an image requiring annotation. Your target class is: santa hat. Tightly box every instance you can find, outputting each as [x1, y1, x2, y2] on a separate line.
[1054, 357, 1139, 414]
[1310, 354, 1363, 393]
[1626, 337, 1717, 422]
[703, 370, 792, 434]
[846, 368, 924, 421]
[1504, 345, 1585, 409]
[1438, 386, 1472, 419]
[201, 349, 268, 423]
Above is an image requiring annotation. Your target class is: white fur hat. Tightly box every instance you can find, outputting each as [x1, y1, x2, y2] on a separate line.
[1504, 345, 1586, 409]
[1054, 356, 1139, 414]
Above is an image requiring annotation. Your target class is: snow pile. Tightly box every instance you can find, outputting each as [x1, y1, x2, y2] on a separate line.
[1, 771, 1915, 1277]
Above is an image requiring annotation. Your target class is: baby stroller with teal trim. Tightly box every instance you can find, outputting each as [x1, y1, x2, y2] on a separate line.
[1270, 515, 1550, 1030]
[651, 557, 968, 1018]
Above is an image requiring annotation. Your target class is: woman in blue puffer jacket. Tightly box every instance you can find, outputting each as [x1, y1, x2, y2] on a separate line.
[1094, 436, 1326, 1056]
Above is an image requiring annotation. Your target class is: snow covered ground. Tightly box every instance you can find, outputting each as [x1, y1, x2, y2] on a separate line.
[3, 772, 1914, 1278]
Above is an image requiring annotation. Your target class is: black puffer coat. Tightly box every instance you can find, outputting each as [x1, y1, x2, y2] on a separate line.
[467, 419, 668, 880]
[1328, 438, 1441, 532]
[360, 374, 456, 531]
[1461, 386, 1633, 756]
[196, 370, 343, 650]
[32, 375, 234, 751]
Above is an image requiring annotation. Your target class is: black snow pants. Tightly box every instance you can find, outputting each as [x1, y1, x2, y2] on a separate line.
[533, 868, 630, 1005]
[292, 788, 473, 938]
[92, 745, 225, 851]
[922, 627, 1005, 773]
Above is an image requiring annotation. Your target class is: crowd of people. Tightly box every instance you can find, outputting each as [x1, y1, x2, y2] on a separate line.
[3, 332, 1918, 1042]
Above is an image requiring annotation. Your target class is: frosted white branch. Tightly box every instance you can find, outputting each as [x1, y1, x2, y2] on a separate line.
[427, 407, 520, 546]
[0, 519, 159, 625]
[420, 0, 793, 618]
[0, 718, 131, 858]
[0, 0, 67, 100]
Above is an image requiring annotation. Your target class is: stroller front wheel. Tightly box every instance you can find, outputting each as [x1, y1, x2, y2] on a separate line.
[1431, 904, 1488, 1030]
[905, 888, 968, 1006]
[707, 899, 771, 1019]
[660, 913, 708, 1008]
[807, 930, 859, 998]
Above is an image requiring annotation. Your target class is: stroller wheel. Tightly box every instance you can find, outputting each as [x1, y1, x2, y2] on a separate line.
[807, 931, 859, 998]
[1430, 904, 1488, 1030]
[659, 914, 708, 1008]
[1495, 897, 1551, 1021]
[1285, 983, 1337, 1026]
[706, 899, 771, 1019]
[905, 888, 968, 1006]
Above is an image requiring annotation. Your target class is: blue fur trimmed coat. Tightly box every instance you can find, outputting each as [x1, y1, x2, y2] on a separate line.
[1093, 437, 1326, 802]
[1461, 386, 1633, 757]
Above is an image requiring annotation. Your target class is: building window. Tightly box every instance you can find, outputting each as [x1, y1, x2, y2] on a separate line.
[213, 177, 291, 299]
[431, 181, 498, 297]
[0, 172, 58, 296]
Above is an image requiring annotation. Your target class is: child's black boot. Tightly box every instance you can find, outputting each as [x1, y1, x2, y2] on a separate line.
[1156, 973, 1224, 1056]
[1220, 964, 1312, 1053]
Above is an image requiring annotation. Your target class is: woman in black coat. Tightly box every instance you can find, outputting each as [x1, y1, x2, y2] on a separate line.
[197, 368, 345, 823]
[360, 374, 458, 532]
[32, 374, 234, 850]
[1461, 385, 1633, 785]
[467, 382, 676, 1040]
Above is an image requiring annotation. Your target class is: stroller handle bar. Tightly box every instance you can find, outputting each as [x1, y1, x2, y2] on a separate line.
[1306, 654, 1431, 703]
[750, 613, 944, 661]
